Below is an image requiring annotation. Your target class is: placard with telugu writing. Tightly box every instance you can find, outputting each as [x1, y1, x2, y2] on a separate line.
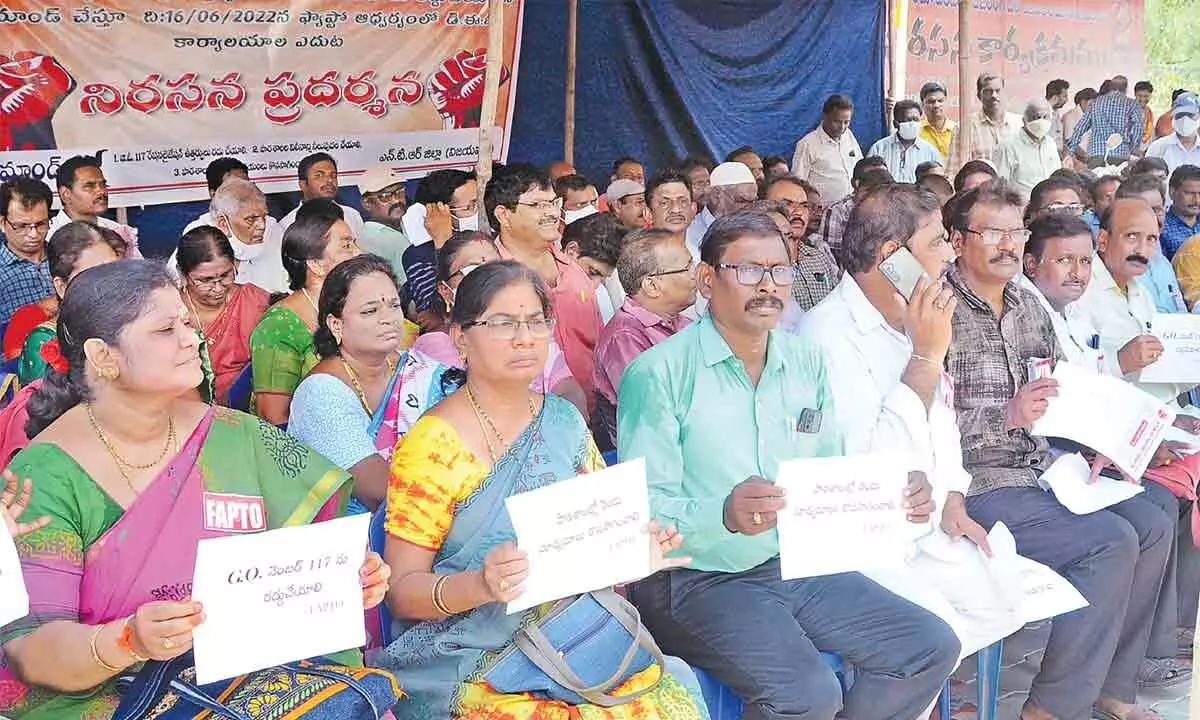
[1031, 362, 1173, 479]
[1140, 313, 1200, 383]
[190, 514, 369, 684]
[775, 453, 912, 580]
[0, 519, 28, 628]
[505, 458, 651, 614]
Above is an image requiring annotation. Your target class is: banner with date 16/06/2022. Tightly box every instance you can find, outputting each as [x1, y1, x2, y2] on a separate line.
[0, 0, 524, 207]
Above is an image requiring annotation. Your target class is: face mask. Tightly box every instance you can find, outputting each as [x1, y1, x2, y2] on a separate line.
[1174, 115, 1199, 138]
[563, 205, 598, 225]
[897, 120, 921, 141]
[1025, 118, 1052, 138]
[453, 213, 479, 232]
[223, 215, 267, 261]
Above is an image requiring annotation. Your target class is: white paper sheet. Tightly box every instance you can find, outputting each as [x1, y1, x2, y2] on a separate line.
[505, 458, 652, 614]
[0, 520, 29, 628]
[1140, 313, 1200, 383]
[1036, 452, 1144, 514]
[1031, 362, 1174, 478]
[985, 522, 1089, 621]
[191, 514, 370, 684]
[1161, 424, 1200, 453]
[775, 453, 913, 580]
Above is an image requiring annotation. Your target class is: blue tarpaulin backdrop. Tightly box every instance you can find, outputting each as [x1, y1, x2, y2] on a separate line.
[508, 0, 887, 185]
[133, 1, 885, 255]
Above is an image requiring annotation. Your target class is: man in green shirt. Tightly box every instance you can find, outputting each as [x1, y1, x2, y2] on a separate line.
[356, 166, 410, 284]
[620, 211, 960, 719]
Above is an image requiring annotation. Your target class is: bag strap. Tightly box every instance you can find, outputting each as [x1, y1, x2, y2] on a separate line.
[286, 661, 382, 718]
[514, 590, 665, 707]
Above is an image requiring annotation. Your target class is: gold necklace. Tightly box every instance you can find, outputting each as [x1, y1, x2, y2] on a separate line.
[183, 288, 230, 344]
[465, 384, 536, 462]
[301, 288, 319, 313]
[86, 404, 176, 491]
[341, 355, 397, 415]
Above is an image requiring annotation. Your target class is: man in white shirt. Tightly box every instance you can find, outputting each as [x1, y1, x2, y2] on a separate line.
[792, 93, 862, 202]
[996, 99, 1062, 194]
[1146, 92, 1200, 176]
[867, 99, 942, 184]
[947, 73, 1023, 173]
[49, 155, 140, 256]
[276, 152, 364, 238]
[683, 161, 757, 264]
[183, 157, 249, 231]
[168, 178, 287, 293]
[798, 183, 1031, 659]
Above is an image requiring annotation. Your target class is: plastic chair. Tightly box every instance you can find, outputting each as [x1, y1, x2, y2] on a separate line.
[692, 653, 848, 719]
[938, 639, 1004, 720]
[225, 362, 253, 411]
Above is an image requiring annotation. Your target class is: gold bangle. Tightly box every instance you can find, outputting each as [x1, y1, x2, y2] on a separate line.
[910, 353, 942, 369]
[89, 623, 123, 673]
[431, 575, 453, 616]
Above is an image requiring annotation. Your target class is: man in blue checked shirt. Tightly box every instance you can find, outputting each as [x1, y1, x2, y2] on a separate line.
[1065, 75, 1147, 168]
[0, 177, 54, 326]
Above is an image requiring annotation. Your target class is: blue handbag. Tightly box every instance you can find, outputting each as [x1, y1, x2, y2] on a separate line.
[112, 651, 401, 720]
[482, 589, 665, 707]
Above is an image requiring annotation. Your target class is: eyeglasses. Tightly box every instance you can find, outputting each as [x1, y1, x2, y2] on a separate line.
[802, 201, 824, 216]
[1044, 202, 1085, 215]
[648, 263, 693, 278]
[5, 219, 49, 235]
[716, 263, 796, 286]
[449, 200, 479, 217]
[962, 227, 1031, 246]
[189, 269, 236, 288]
[515, 197, 564, 214]
[462, 315, 556, 340]
[370, 189, 405, 204]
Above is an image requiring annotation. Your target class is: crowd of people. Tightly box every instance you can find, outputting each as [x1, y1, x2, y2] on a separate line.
[0, 67, 1196, 720]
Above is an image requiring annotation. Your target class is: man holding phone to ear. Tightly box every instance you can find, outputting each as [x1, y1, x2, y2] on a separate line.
[797, 184, 1030, 657]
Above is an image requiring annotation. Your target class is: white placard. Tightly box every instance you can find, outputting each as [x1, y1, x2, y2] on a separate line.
[1037, 452, 1144, 514]
[191, 514, 370, 684]
[1140, 313, 1200, 383]
[775, 454, 913, 580]
[986, 522, 1088, 621]
[1031, 362, 1174, 479]
[505, 459, 652, 614]
[0, 520, 29, 628]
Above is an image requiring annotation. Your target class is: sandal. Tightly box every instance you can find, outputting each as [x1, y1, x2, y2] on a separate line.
[1135, 656, 1192, 689]
[1092, 705, 1163, 720]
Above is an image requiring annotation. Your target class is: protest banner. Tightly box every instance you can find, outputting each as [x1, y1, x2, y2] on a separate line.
[0, 0, 524, 206]
[190, 514, 370, 684]
[504, 459, 652, 614]
[1140, 313, 1200, 384]
[904, 0, 1145, 120]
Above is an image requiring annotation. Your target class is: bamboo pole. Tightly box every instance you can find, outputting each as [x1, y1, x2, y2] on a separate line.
[475, 0, 505, 231]
[564, 0, 578, 165]
[889, 0, 909, 107]
[956, 0, 971, 168]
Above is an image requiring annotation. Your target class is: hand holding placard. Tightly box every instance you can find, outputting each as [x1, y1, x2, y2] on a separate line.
[1140, 313, 1200, 383]
[190, 514, 370, 684]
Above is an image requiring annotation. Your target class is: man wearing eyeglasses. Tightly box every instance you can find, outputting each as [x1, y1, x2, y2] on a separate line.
[356, 166, 410, 283]
[48, 155, 140, 258]
[0, 177, 54, 326]
[946, 183, 1174, 720]
[593, 228, 695, 448]
[488, 163, 601, 417]
[620, 210, 960, 720]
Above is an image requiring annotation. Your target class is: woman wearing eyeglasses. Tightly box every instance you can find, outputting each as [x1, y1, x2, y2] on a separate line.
[374, 259, 705, 720]
[177, 226, 270, 404]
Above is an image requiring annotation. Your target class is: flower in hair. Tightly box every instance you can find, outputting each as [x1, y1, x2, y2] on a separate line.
[39, 338, 69, 374]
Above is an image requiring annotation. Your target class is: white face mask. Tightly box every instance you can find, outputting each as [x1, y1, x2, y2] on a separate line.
[453, 213, 479, 232]
[563, 205, 598, 225]
[1174, 115, 1199, 138]
[223, 214, 267, 261]
[897, 120, 921, 141]
[1025, 118, 1052, 138]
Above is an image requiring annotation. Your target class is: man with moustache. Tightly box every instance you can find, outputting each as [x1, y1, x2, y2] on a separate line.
[947, 73, 1022, 173]
[945, 182, 1173, 720]
[1111, 174, 1188, 314]
[277, 152, 364, 237]
[621, 210, 960, 720]
[356, 166, 410, 282]
[594, 227, 696, 448]
[48, 154, 139, 257]
[0, 177, 53, 326]
[487, 163, 601, 413]
[554, 173, 601, 226]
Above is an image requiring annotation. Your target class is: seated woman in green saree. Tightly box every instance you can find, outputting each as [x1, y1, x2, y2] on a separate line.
[18, 220, 127, 384]
[374, 260, 707, 720]
[0, 260, 396, 720]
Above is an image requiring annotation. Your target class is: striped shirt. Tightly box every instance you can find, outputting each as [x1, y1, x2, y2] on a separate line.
[866, 134, 943, 183]
[400, 242, 438, 312]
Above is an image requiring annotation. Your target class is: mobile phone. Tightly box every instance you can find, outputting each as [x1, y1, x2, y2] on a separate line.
[879, 247, 929, 302]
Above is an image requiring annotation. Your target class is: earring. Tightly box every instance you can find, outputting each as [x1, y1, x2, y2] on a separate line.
[98, 366, 118, 381]
[333, 331, 343, 346]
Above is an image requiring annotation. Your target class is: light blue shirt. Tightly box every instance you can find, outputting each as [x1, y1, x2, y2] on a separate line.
[616, 314, 843, 573]
[866, 134, 943, 183]
[1137, 250, 1187, 314]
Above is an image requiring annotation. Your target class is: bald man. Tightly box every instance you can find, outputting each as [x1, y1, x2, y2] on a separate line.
[996, 98, 1062, 193]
